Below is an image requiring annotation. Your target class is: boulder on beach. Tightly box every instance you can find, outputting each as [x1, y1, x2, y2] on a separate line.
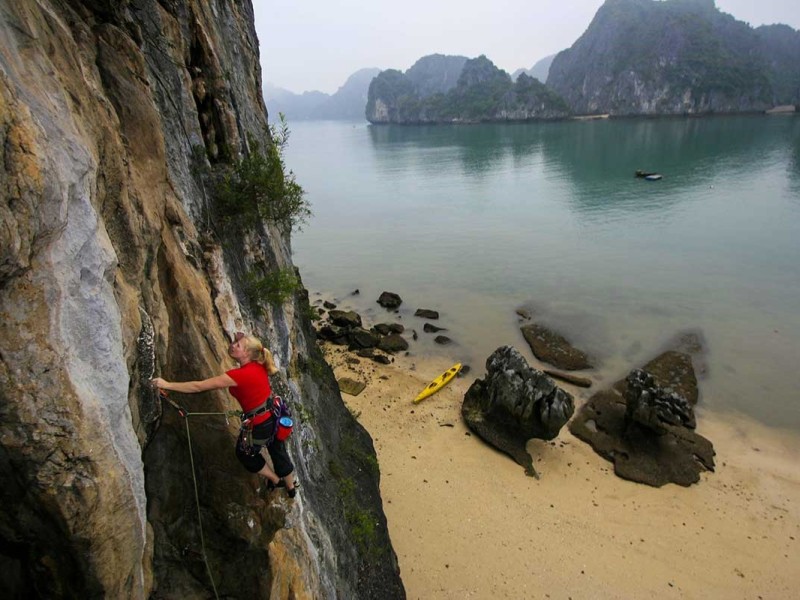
[415, 309, 439, 319]
[377, 291, 402, 309]
[317, 324, 349, 345]
[372, 323, 404, 336]
[328, 309, 362, 329]
[434, 335, 452, 345]
[377, 334, 409, 353]
[338, 377, 367, 396]
[569, 341, 715, 487]
[520, 322, 592, 371]
[423, 323, 446, 333]
[636, 350, 698, 405]
[625, 369, 696, 433]
[347, 328, 380, 350]
[462, 346, 575, 478]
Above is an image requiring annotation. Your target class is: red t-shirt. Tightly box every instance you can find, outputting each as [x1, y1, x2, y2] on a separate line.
[226, 362, 273, 425]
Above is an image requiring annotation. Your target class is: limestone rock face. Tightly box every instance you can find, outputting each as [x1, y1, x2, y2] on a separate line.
[462, 346, 574, 477]
[0, 2, 403, 598]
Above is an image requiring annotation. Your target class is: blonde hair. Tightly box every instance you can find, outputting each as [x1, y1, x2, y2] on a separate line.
[243, 335, 279, 375]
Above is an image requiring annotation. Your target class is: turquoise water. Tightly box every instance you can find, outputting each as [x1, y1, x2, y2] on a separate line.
[285, 116, 800, 429]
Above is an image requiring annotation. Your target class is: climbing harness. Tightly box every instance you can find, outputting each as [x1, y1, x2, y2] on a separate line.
[158, 390, 241, 600]
[237, 395, 292, 454]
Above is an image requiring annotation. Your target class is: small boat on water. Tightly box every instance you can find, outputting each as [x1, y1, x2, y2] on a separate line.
[635, 170, 663, 181]
[414, 363, 462, 403]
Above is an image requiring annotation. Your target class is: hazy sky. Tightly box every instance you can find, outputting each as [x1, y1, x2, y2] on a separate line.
[253, 1, 800, 94]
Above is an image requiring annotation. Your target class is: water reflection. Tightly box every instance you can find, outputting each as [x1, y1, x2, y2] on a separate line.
[368, 116, 797, 214]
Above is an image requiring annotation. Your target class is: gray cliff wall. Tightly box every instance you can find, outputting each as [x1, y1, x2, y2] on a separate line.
[0, 1, 403, 598]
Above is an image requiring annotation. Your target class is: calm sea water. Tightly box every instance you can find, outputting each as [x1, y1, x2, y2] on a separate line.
[284, 116, 800, 430]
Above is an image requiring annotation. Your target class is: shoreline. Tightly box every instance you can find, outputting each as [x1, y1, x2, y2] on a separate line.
[312, 295, 800, 599]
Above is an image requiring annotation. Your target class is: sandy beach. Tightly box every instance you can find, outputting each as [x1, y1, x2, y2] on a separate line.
[321, 340, 800, 599]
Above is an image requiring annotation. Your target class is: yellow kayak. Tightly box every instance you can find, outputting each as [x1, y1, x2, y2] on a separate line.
[414, 363, 462, 403]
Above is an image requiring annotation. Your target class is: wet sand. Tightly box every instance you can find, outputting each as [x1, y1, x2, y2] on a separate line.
[322, 343, 800, 599]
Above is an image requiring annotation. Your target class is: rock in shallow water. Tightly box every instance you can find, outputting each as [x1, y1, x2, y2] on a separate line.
[377, 291, 402, 309]
[461, 346, 574, 478]
[520, 322, 592, 371]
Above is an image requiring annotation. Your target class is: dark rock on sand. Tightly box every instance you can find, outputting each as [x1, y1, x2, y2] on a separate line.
[434, 336, 452, 345]
[377, 291, 402, 309]
[356, 348, 375, 358]
[323, 300, 337, 309]
[373, 355, 392, 365]
[626, 369, 696, 432]
[543, 369, 592, 388]
[637, 350, 699, 405]
[328, 309, 362, 329]
[373, 323, 405, 336]
[348, 328, 380, 350]
[415, 309, 439, 319]
[338, 377, 367, 396]
[377, 334, 409, 353]
[318, 324, 349, 345]
[462, 346, 575, 478]
[569, 343, 714, 487]
[423, 323, 447, 333]
[520, 323, 592, 371]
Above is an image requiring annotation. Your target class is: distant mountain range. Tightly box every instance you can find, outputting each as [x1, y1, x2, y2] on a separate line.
[264, 67, 380, 120]
[366, 55, 569, 124]
[270, 0, 799, 124]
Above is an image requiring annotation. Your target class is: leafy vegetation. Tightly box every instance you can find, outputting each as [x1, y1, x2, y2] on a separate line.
[244, 267, 300, 307]
[215, 114, 310, 231]
[329, 459, 384, 559]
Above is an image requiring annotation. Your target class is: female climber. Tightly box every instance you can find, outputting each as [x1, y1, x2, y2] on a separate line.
[151, 332, 298, 498]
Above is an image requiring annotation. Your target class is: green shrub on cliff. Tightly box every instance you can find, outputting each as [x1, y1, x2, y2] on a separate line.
[216, 114, 310, 231]
[244, 267, 300, 307]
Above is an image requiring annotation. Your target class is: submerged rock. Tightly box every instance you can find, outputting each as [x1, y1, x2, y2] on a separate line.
[520, 322, 592, 370]
[415, 308, 439, 319]
[423, 323, 446, 333]
[461, 346, 574, 478]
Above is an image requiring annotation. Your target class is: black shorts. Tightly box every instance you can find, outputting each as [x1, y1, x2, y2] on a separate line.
[235, 419, 294, 477]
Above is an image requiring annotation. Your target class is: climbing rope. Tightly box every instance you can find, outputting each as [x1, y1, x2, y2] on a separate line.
[159, 391, 241, 600]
